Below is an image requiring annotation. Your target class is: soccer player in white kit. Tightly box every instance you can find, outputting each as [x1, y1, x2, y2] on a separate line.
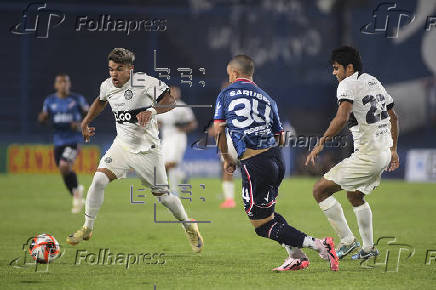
[157, 86, 197, 194]
[66, 48, 203, 253]
[306, 46, 399, 260]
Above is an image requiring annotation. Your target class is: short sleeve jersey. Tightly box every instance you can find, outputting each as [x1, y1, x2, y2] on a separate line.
[213, 78, 283, 158]
[43, 93, 87, 146]
[98, 72, 169, 153]
[336, 72, 394, 152]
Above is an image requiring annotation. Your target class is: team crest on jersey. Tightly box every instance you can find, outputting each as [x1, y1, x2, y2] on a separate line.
[124, 89, 133, 100]
[104, 157, 112, 163]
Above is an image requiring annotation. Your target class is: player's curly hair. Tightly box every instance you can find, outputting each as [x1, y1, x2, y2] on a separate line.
[330, 46, 362, 72]
[108, 48, 135, 65]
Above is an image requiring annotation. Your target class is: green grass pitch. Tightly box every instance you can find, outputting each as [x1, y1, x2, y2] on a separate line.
[1, 174, 435, 289]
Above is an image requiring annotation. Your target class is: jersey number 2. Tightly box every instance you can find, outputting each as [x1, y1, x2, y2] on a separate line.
[362, 94, 388, 124]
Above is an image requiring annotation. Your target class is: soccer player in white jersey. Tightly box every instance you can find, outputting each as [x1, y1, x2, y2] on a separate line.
[157, 86, 197, 194]
[66, 48, 203, 253]
[306, 46, 399, 260]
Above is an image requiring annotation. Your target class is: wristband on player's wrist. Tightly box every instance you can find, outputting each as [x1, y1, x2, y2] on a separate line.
[146, 108, 157, 116]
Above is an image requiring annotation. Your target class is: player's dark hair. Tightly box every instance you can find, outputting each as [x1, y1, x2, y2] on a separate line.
[108, 48, 135, 65]
[330, 46, 362, 72]
[55, 73, 69, 79]
[228, 55, 255, 76]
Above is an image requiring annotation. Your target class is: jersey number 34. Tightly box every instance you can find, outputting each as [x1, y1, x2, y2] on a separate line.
[228, 98, 271, 128]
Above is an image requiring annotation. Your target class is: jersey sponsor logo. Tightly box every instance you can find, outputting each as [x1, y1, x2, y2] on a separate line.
[53, 113, 73, 123]
[113, 111, 133, 123]
[124, 89, 133, 100]
[243, 124, 271, 135]
[112, 106, 151, 124]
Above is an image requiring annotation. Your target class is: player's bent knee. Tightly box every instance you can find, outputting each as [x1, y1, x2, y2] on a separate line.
[151, 186, 169, 196]
[59, 162, 71, 175]
[92, 172, 110, 190]
[254, 219, 275, 238]
[312, 181, 323, 201]
[165, 162, 177, 171]
[347, 191, 365, 207]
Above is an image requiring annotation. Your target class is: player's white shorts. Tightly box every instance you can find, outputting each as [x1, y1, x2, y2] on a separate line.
[98, 139, 168, 194]
[161, 133, 186, 164]
[220, 133, 238, 163]
[324, 148, 391, 195]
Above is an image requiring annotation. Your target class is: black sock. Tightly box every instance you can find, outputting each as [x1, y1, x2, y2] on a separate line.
[63, 172, 78, 196]
[255, 212, 306, 248]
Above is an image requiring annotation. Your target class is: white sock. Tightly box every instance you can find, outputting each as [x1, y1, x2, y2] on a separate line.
[353, 202, 373, 251]
[168, 168, 179, 194]
[302, 236, 317, 250]
[158, 193, 190, 229]
[222, 180, 234, 200]
[319, 196, 354, 244]
[283, 245, 307, 259]
[84, 172, 109, 229]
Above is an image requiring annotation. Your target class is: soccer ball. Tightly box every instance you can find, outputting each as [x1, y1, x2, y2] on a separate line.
[28, 234, 60, 264]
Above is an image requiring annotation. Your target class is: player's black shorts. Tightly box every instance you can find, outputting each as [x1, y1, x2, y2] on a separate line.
[53, 144, 78, 166]
[240, 146, 285, 220]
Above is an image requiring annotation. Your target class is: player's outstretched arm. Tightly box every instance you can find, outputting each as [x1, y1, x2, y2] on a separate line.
[387, 109, 399, 171]
[81, 96, 107, 142]
[305, 101, 352, 166]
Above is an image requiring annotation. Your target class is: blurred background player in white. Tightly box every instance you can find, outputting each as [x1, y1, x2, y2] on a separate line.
[38, 73, 89, 213]
[157, 86, 197, 194]
[306, 46, 400, 260]
[209, 81, 238, 208]
[66, 48, 203, 253]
